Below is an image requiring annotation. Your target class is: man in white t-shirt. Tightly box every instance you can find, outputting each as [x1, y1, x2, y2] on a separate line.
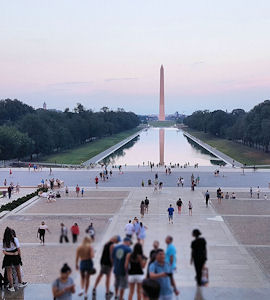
[124, 220, 134, 239]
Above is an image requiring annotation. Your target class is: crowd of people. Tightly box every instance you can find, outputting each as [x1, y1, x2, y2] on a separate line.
[51, 229, 207, 300]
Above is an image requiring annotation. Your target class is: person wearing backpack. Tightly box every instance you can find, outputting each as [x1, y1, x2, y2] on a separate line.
[52, 263, 75, 300]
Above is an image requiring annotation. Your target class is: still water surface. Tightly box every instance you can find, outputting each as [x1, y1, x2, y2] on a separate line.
[102, 128, 223, 166]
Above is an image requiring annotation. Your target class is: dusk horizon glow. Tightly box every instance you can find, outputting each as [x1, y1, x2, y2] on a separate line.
[1, 0, 270, 114]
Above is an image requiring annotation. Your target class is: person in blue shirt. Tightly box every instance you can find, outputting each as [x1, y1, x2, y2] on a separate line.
[165, 236, 177, 272]
[112, 237, 132, 300]
[167, 204, 174, 224]
[149, 249, 179, 300]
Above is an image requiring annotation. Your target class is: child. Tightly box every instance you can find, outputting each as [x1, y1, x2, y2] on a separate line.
[188, 201, 193, 216]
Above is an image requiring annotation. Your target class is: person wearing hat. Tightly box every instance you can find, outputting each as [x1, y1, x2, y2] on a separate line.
[92, 235, 121, 299]
[190, 229, 207, 286]
[112, 237, 132, 300]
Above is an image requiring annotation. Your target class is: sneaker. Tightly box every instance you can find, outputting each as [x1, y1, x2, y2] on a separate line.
[78, 290, 84, 297]
[18, 282, 28, 288]
[7, 286, 15, 292]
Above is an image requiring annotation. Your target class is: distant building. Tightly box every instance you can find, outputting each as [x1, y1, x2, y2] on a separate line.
[43, 102, 47, 110]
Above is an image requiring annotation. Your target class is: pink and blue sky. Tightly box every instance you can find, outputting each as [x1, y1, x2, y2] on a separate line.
[0, 0, 270, 114]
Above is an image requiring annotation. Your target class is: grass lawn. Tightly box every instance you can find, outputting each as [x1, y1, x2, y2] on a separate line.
[40, 128, 140, 165]
[149, 120, 176, 127]
[184, 128, 270, 166]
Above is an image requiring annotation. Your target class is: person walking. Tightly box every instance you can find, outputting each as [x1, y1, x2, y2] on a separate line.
[140, 201, 145, 218]
[2, 227, 28, 292]
[257, 186, 260, 199]
[95, 176, 99, 188]
[190, 229, 207, 286]
[147, 241, 160, 277]
[75, 185, 80, 197]
[71, 223, 80, 243]
[8, 185, 12, 199]
[125, 220, 134, 239]
[92, 235, 121, 299]
[112, 237, 132, 300]
[85, 223, 95, 241]
[65, 186, 69, 196]
[138, 222, 148, 246]
[149, 249, 179, 299]
[81, 188, 84, 197]
[60, 223, 69, 243]
[176, 198, 183, 214]
[37, 221, 50, 245]
[167, 204, 174, 224]
[52, 263, 75, 300]
[188, 201, 193, 216]
[76, 237, 95, 299]
[125, 243, 147, 300]
[250, 187, 253, 198]
[144, 197, 149, 213]
[165, 236, 177, 273]
[133, 218, 140, 241]
[205, 190, 210, 207]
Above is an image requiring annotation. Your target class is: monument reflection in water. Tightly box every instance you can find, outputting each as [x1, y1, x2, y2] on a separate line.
[159, 128, 164, 165]
[101, 127, 224, 166]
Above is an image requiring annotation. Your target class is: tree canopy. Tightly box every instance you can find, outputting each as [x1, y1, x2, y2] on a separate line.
[184, 100, 270, 152]
[0, 99, 140, 160]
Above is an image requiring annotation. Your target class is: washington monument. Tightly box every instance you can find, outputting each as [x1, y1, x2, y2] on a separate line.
[159, 65, 165, 121]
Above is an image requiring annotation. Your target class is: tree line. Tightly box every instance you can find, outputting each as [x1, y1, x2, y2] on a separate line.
[183, 100, 270, 152]
[0, 99, 140, 160]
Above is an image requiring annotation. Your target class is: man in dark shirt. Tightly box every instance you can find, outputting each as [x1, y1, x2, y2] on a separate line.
[190, 229, 207, 286]
[92, 235, 121, 298]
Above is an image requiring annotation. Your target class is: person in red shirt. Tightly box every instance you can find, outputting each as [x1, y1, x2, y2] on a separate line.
[75, 184, 80, 197]
[71, 223, 80, 243]
[95, 176, 99, 188]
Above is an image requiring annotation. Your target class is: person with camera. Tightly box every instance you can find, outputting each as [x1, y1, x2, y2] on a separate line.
[149, 249, 179, 300]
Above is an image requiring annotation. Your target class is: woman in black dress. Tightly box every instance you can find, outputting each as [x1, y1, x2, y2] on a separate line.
[190, 229, 207, 286]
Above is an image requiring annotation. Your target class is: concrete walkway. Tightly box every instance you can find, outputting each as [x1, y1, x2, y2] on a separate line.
[1, 187, 270, 299]
[97, 187, 270, 299]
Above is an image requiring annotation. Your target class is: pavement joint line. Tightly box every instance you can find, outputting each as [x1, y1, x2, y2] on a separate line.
[17, 213, 116, 216]
[17, 213, 270, 217]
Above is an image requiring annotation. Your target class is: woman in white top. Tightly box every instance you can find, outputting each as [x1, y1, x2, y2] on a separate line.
[37, 221, 50, 245]
[2, 227, 28, 292]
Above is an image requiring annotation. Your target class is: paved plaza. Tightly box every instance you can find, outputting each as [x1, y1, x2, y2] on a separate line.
[0, 173, 270, 299]
[1, 166, 270, 188]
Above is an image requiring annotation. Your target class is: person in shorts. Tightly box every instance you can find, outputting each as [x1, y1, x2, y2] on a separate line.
[76, 237, 95, 298]
[167, 204, 174, 224]
[125, 243, 147, 300]
[92, 235, 120, 299]
[112, 237, 132, 300]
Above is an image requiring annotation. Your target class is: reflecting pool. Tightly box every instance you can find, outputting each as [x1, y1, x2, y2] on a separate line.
[102, 127, 224, 166]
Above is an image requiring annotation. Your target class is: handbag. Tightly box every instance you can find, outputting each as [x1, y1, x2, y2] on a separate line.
[201, 266, 209, 286]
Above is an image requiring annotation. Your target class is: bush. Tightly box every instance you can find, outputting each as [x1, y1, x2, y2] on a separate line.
[0, 187, 47, 212]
